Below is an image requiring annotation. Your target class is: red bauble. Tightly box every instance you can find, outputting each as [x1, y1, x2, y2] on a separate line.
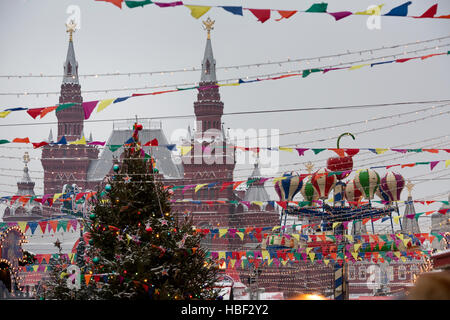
[326, 156, 353, 180]
[146, 227, 153, 233]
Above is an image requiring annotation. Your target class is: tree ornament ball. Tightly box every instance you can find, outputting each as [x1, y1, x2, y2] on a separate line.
[113, 164, 120, 172]
[89, 239, 94, 245]
[146, 226, 153, 233]
[153, 168, 159, 174]
[105, 184, 112, 192]
[93, 257, 100, 264]
[89, 213, 96, 220]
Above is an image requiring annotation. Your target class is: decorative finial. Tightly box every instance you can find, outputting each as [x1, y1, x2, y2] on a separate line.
[66, 19, 77, 42]
[305, 161, 314, 174]
[23, 152, 30, 167]
[202, 17, 215, 40]
[406, 180, 414, 197]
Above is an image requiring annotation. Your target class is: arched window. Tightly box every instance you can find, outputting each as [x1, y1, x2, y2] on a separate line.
[67, 63, 72, 75]
[359, 266, 366, 280]
[348, 265, 356, 280]
[398, 265, 407, 280]
[205, 60, 210, 74]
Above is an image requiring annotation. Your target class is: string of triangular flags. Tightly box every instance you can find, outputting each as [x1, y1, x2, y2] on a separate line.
[0, 219, 81, 235]
[98, 1, 450, 23]
[1, 50, 448, 119]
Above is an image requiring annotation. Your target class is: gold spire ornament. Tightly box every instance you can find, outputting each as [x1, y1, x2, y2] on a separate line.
[66, 19, 77, 42]
[202, 17, 215, 40]
[406, 180, 414, 197]
[23, 152, 30, 167]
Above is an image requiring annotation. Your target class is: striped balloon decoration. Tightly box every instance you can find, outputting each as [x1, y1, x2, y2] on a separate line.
[376, 185, 390, 203]
[300, 178, 319, 203]
[344, 179, 363, 205]
[311, 168, 337, 200]
[274, 173, 303, 201]
[380, 171, 405, 202]
[354, 169, 380, 200]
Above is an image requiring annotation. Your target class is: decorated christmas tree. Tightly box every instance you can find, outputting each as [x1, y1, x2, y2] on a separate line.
[77, 123, 219, 299]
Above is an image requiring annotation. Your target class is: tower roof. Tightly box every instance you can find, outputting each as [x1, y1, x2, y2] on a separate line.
[63, 21, 79, 85]
[243, 162, 270, 202]
[402, 195, 420, 233]
[201, 18, 217, 83]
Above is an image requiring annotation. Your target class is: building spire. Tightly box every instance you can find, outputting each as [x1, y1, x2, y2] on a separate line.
[200, 17, 216, 83]
[63, 20, 79, 85]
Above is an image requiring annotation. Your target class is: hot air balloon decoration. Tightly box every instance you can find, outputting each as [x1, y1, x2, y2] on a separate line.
[300, 178, 319, 204]
[344, 179, 363, 206]
[311, 168, 337, 200]
[354, 169, 380, 200]
[326, 133, 357, 180]
[274, 173, 304, 202]
[379, 172, 405, 202]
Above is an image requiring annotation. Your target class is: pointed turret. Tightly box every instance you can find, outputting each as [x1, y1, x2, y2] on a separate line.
[201, 25, 216, 83]
[402, 181, 420, 234]
[47, 128, 54, 143]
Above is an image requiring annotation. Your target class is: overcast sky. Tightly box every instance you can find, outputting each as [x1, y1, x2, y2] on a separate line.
[1, 0, 449, 233]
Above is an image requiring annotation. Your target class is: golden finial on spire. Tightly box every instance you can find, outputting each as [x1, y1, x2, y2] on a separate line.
[406, 180, 414, 197]
[202, 17, 215, 40]
[66, 19, 77, 42]
[23, 152, 30, 167]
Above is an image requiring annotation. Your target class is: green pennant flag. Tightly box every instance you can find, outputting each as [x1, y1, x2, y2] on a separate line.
[108, 145, 122, 152]
[327, 235, 336, 242]
[302, 69, 322, 78]
[246, 179, 258, 187]
[58, 220, 69, 232]
[407, 148, 422, 153]
[415, 162, 430, 165]
[177, 86, 198, 91]
[171, 185, 184, 190]
[328, 171, 342, 176]
[431, 232, 444, 242]
[414, 212, 425, 220]
[229, 200, 239, 205]
[441, 201, 449, 205]
[305, 3, 328, 13]
[125, 0, 153, 8]
[0, 139, 10, 145]
[311, 148, 326, 154]
[56, 103, 77, 112]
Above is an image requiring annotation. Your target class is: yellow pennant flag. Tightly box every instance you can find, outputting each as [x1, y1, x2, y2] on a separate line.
[394, 251, 401, 259]
[236, 232, 244, 241]
[251, 201, 263, 209]
[332, 222, 341, 229]
[354, 4, 384, 15]
[179, 146, 193, 156]
[126, 234, 132, 244]
[262, 250, 270, 260]
[375, 148, 388, 154]
[69, 136, 86, 145]
[344, 235, 354, 242]
[279, 147, 293, 152]
[185, 5, 211, 19]
[218, 252, 226, 260]
[292, 234, 300, 241]
[324, 259, 329, 266]
[33, 265, 39, 272]
[219, 229, 228, 238]
[306, 247, 313, 255]
[229, 259, 236, 268]
[309, 252, 316, 262]
[353, 243, 362, 252]
[402, 238, 410, 247]
[17, 221, 28, 233]
[445, 160, 450, 168]
[0, 111, 12, 118]
[194, 184, 207, 193]
[219, 82, 240, 87]
[351, 252, 359, 261]
[400, 256, 407, 262]
[281, 259, 289, 266]
[272, 176, 287, 184]
[396, 233, 404, 240]
[53, 193, 63, 202]
[349, 64, 370, 70]
[96, 99, 115, 113]
[393, 216, 401, 224]
[272, 226, 281, 231]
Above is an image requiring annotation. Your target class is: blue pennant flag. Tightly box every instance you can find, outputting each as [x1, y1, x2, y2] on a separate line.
[55, 136, 67, 145]
[221, 6, 243, 16]
[384, 1, 412, 16]
[113, 96, 130, 104]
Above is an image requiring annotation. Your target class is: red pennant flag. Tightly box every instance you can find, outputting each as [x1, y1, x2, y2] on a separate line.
[220, 181, 234, 191]
[39, 106, 57, 118]
[344, 148, 360, 157]
[248, 8, 271, 23]
[32, 141, 49, 149]
[275, 10, 297, 21]
[396, 57, 417, 63]
[276, 201, 287, 209]
[144, 139, 158, 146]
[401, 163, 416, 168]
[95, 0, 123, 9]
[12, 137, 30, 144]
[48, 220, 58, 232]
[423, 149, 439, 153]
[38, 221, 48, 234]
[414, 4, 438, 18]
[27, 108, 45, 119]
[436, 15, 450, 19]
[421, 53, 446, 60]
